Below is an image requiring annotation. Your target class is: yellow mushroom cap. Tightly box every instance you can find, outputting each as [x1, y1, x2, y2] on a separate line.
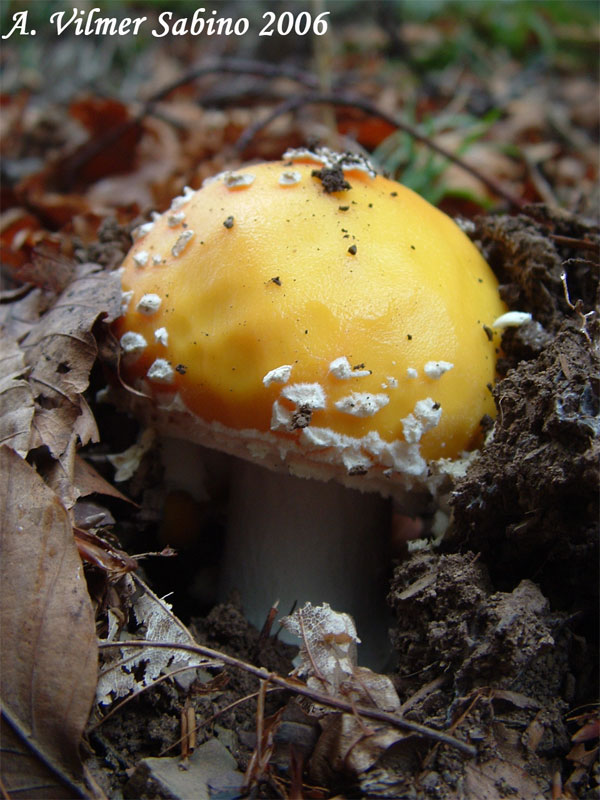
[112, 151, 506, 494]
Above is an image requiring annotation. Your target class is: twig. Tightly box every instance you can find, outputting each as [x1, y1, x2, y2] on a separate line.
[57, 57, 524, 213]
[422, 688, 485, 769]
[147, 57, 319, 104]
[244, 678, 269, 789]
[98, 639, 477, 757]
[0, 774, 11, 800]
[550, 234, 599, 254]
[55, 58, 319, 186]
[399, 675, 446, 715]
[233, 91, 526, 212]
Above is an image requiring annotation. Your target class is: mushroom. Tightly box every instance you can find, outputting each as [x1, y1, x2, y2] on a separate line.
[111, 149, 507, 665]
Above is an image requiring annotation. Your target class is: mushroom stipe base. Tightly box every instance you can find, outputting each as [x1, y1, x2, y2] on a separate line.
[220, 458, 394, 668]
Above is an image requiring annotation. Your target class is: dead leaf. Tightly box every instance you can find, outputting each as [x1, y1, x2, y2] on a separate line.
[0, 286, 44, 341]
[73, 499, 115, 529]
[42, 423, 92, 509]
[0, 446, 98, 797]
[8, 245, 76, 295]
[281, 603, 400, 712]
[566, 741, 598, 769]
[523, 711, 546, 753]
[65, 95, 143, 188]
[0, 208, 59, 277]
[490, 689, 542, 711]
[19, 262, 121, 462]
[281, 602, 360, 694]
[96, 573, 220, 706]
[283, 603, 406, 784]
[311, 713, 406, 780]
[0, 332, 34, 456]
[74, 527, 138, 576]
[86, 116, 180, 212]
[73, 454, 134, 503]
[22, 262, 120, 403]
[569, 709, 600, 743]
[32, 403, 91, 462]
[464, 757, 550, 800]
[0, 722, 87, 800]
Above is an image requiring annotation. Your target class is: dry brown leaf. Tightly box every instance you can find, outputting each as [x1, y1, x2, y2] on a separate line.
[97, 573, 219, 706]
[0, 332, 34, 456]
[19, 262, 121, 461]
[463, 758, 549, 800]
[43, 428, 90, 508]
[31, 404, 89, 461]
[0, 287, 44, 341]
[67, 95, 143, 187]
[282, 603, 406, 784]
[0, 446, 98, 798]
[311, 713, 405, 782]
[282, 603, 400, 711]
[22, 262, 120, 403]
[85, 116, 180, 212]
[73, 453, 134, 503]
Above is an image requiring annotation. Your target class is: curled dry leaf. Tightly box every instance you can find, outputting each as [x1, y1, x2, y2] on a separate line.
[282, 602, 400, 711]
[22, 261, 120, 403]
[281, 602, 360, 695]
[281, 603, 408, 784]
[72, 453, 134, 503]
[96, 574, 220, 707]
[74, 527, 138, 577]
[0, 446, 98, 798]
[0, 332, 34, 456]
[17, 262, 121, 465]
[0, 287, 44, 342]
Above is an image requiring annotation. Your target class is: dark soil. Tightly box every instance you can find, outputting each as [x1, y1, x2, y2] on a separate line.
[382, 210, 599, 799]
[450, 210, 599, 622]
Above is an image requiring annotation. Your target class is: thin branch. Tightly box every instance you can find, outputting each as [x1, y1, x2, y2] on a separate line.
[234, 91, 526, 212]
[55, 57, 525, 213]
[147, 57, 320, 104]
[549, 234, 599, 254]
[422, 688, 484, 770]
[55, 58, 319, 186]
[98, 639, 477, 757]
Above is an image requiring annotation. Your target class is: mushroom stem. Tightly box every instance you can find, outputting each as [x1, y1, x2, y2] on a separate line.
[219, 459, 393, 668]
